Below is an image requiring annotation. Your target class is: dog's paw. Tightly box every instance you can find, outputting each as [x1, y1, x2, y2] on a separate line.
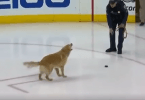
[58, 74, 62, 77]
[48, 79, 53, 81]
[39, 78, 43, 81]
[46, 78, 53, 81]
[63, 75, 67, 78]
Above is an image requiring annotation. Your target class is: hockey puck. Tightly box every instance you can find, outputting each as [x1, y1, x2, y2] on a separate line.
[105, 65, 108, 67]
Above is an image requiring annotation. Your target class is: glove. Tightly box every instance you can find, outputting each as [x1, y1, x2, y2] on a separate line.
[118, 23, 125, 28]
[109, 28, 114, 35]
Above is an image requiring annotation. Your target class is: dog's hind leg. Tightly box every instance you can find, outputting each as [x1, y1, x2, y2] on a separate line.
[45, 65, 53, 81]
[39, 73, 43, 80]
[39, 66, 45, 80]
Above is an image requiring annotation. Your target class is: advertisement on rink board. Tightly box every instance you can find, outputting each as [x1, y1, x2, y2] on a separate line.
[0, 0, 135, 10]
[0, 0, 135, 18]
[0, 0, 70, 9]
[0, 0, 75, 16]
[122, 0, 135, 15]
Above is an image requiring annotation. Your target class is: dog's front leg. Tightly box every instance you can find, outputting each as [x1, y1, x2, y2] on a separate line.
[61, 66, 67, 78]
[55, 68, 61, 77]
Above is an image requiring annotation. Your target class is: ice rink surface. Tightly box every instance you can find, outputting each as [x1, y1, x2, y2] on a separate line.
[0, 22, 145, 100]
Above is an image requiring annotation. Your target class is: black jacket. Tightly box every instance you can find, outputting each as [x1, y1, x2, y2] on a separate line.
[106, 1, 128, 28]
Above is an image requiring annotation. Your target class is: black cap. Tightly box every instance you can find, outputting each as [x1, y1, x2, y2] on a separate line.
[109, 0, 118, 4]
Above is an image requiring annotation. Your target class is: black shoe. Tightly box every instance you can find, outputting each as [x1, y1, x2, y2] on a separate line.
[117, 50, 122, 54]
[139, 22, 144, 26]
[106, 48, 117, 52]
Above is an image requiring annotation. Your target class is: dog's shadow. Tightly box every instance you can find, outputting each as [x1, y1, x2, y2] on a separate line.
[43, 74, 95, 83]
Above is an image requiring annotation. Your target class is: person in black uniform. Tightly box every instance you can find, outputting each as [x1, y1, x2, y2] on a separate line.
[106, 0, 128, 54]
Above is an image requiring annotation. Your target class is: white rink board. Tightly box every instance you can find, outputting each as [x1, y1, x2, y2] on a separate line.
[94, 0, 135, 15]
[0, 0, 135, 16]
[0, 0, 91, 16]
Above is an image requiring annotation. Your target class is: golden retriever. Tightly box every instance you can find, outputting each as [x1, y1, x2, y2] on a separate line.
[23, 43, 73, 81]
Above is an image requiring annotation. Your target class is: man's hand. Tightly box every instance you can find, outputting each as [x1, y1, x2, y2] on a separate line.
[109, 28, 114, 35]
[118, 23, 125, 28]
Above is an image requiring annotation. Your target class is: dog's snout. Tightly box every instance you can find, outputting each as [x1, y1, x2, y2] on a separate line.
[70, 43, 73, 46]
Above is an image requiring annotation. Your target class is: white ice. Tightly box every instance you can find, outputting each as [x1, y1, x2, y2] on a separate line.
[0, 22, 145, 100]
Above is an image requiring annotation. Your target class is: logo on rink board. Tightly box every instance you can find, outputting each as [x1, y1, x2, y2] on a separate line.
[0, 0, 70, 9]
[126, 6, 135, 11]
[122, 0, 135, 11]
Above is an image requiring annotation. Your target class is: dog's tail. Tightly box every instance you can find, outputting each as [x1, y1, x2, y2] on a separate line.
[23, 61, 40, 68]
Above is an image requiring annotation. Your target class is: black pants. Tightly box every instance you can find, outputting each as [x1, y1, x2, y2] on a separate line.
[110, 21, 125, 50]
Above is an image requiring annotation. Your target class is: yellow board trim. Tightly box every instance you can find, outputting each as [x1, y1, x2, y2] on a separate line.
[0, 14, 135, 24]
[0, 14, 91, 24]
[94, 14, 135, 23]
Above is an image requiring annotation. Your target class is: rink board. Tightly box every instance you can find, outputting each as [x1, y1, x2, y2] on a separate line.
[0, 0, 135, 23]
